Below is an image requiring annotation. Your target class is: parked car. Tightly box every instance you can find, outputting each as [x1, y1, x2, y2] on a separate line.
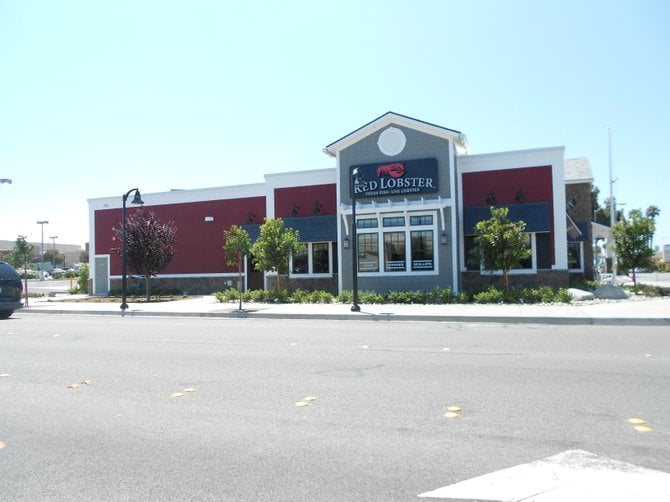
[0, 261, 23, 319]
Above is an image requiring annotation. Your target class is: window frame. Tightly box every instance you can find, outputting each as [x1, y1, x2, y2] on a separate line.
[475, 232, 538, 275]
[355, 211, 439, 276]
[567, 241, 584, 272]
[289, 241, 334, 278]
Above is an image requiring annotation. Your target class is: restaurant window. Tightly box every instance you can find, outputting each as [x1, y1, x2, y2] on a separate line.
[356, 212, 436, 274]
[312, 242, 330, 273]
[410, 215, 433, 226]
[383, 216, 405, 227]
[357, 218, 378, 229]
[292, 244, 309, 274]
[384, 232, 406, 271]
[357, 233, 379, 272]
[290, 242, 333, 276]
[411, 230, 434, 271]
[568, 242, 582, 270]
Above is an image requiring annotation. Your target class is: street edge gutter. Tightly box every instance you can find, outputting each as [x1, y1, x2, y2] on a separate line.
[18, 309, 670, 326]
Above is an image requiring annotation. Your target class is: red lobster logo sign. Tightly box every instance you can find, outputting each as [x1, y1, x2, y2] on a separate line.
[376, 162, 405, 178]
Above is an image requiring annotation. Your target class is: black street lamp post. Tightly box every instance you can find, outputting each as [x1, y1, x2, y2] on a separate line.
[350, 168, 363, 312]
[120, 188, 144, 313]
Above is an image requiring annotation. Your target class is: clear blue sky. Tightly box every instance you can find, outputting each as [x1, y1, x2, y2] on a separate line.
[1, 0, 669, 253]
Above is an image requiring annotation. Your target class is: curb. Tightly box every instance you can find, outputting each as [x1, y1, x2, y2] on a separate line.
[18, 307, 670, 326]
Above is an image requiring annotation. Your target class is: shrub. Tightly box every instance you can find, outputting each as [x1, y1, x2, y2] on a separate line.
[337, 290, 353, 304]
[385, 290, 414, 304]
[473, 286, 505, 304]
[243, 289, 268, 303]
[428, 286, 454, 304]
[214, 288, 239, 303]
[76, 264, 89, 293]
[359, 290, 385, 304]
[457, 290, 472, 303]
[554, 288, 573, 303]
[308, 290, 334, 304]
[539, 286, 555, 303]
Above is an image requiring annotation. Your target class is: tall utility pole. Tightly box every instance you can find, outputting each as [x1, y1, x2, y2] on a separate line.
[50, 235, 58, 268]
[36, 220, 49, 280]
[608, 127, 617, 284]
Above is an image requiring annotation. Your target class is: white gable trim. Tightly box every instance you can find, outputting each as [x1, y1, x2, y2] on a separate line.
[324, 112, 467, 157]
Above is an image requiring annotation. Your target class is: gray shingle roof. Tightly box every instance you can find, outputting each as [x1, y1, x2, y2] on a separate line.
[564, 157, 593, 183]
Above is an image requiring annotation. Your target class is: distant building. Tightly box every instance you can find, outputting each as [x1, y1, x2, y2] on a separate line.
[88, 112, 594, 296]
[0, 239, 83, 268]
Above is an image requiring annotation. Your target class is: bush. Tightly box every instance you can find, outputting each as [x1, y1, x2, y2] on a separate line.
[214, 288, 240, 303]
[337, 290, 353, 304]
[359, 290, 385, 304]
[243, 289, 269, 303]
[76, 264, 89, 293]
[473, 286, 505, 304]
[457, 290, 472, 303]
[306, 290, 333, 304]
[554, 288, 573, 303]
[428, 286, 454, 304]
[217, 285, 575, 305]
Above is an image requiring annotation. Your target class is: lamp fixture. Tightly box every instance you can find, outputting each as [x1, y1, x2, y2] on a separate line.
[440, 232, 448, 245]
[121, 188, 144, 313]
[486, 191, 496, 204]
[343, 237, 350, 249]
[515, 190, 526, 203]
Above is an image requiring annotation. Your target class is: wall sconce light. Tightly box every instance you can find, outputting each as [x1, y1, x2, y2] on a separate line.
[343, 237, 350, 249]
[204, 216, 214, 222]
[486, 191, 496, 204]
[515, 190, 526, 203]
[440, 232, 448, 245]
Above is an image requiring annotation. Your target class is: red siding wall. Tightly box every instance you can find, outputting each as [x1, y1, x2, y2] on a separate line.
[462, 166, 555, 263]
[274, 184, 337, 218]
[95, 196, 266, 276]
[462, 166, 553, 207]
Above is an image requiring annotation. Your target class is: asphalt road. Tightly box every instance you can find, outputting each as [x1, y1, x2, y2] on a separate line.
[1, 315, 668, 501]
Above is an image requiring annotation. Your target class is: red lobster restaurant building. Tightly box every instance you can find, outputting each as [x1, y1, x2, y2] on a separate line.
[88, 112, 594, 296]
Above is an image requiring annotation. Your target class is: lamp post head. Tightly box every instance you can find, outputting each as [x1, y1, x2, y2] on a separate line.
[123, 188, 144, 205]
[131, 190, 144, 205]
[0, 179, 12, 184]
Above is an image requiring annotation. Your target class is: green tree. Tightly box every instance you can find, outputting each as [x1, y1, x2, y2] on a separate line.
[223, 225, 251, 310]
[43, 249, 64, 268]
[591, 186, 624, 225]
[469, 206, 531, 292]
[612, 207, 658, 286]
[8, 236, 34, 272]
[251, 218, 301, 293]
[113, 208, 177, 300]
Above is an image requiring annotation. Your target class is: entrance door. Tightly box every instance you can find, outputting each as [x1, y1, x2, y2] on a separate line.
[246, 255, 264, 290]
[93, 255, 109, 295]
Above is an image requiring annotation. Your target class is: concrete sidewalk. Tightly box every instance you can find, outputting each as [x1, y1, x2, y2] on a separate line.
[18, 294, 670, 326]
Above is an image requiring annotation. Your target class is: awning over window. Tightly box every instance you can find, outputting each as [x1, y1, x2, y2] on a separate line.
[464, 203, 551, 235]
[567, 213, 590, 242]
[242, 215, 338, 243]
